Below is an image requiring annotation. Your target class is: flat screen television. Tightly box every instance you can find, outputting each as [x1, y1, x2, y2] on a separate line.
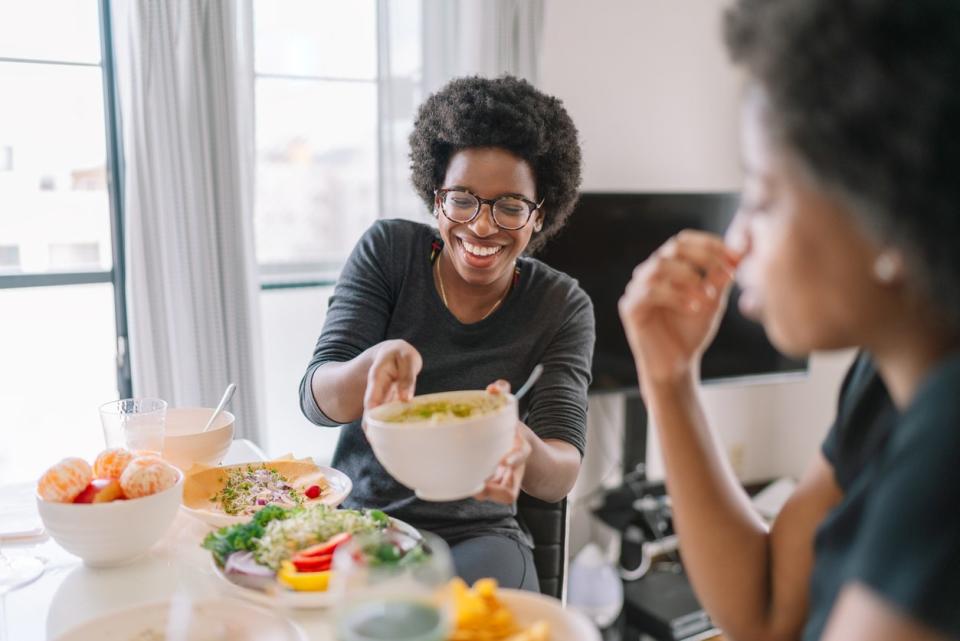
[536, 192, 806, 392]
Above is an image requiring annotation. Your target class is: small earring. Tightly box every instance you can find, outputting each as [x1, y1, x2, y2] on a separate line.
[873, 252, 901, 284]
[533, 221, 543, 232]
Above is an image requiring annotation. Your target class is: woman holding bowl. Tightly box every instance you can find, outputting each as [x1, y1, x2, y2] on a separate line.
[300, 76, 594, 591]
[618, 1, 960, 639]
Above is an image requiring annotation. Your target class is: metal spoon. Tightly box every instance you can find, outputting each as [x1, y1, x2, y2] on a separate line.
[514, 364, 544, 400]
[202, 383, 237, 432]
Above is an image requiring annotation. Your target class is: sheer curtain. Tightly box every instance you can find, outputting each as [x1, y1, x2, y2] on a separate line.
[110, 0, 265, 441]
[421, 0, 545, 94]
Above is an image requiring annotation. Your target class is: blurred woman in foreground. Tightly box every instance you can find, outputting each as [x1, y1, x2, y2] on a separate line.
[618, 1, 960, 640]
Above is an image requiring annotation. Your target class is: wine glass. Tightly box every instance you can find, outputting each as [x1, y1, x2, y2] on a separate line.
[330, 529, 454, 641]
[0, 545, 45, 641]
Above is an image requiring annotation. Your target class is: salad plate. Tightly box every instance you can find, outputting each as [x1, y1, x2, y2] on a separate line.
[204, 503, 421, 609]
[181, 457, 351, 528]
[51, 597, 307, 641]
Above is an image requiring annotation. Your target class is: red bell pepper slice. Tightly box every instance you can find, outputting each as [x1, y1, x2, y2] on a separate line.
[296, 532, 353, 558]
[291, 553, 333, 573]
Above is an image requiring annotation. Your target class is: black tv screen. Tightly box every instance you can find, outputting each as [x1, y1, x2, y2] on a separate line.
[536, 192, 806, 392]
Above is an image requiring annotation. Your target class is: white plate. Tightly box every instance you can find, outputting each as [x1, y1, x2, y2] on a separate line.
[181, 464, 352, 529]
[497, 589, 602, 641]
[51, 597, 306, 641]
[210, 518, 422, 609]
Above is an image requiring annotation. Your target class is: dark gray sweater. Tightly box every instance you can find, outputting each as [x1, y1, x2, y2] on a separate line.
[299, 219, 595, 546]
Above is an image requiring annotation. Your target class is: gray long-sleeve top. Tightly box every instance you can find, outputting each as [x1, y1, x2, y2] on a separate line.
[299, 219, 595, 546]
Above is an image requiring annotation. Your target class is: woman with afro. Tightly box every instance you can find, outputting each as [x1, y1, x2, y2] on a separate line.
[300, 76, 594, 590]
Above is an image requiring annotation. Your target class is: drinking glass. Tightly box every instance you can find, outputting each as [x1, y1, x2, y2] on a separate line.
[99, 398, 167, 454]
[0, 547, 45, 641]
[331, 530, 454, 641]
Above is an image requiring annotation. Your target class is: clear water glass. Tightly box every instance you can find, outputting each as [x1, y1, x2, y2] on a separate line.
[331, 530, 454, 641]
[99, 398, 167, 454]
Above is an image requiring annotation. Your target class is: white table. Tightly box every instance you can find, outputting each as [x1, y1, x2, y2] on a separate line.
[2, 440, 337, 641]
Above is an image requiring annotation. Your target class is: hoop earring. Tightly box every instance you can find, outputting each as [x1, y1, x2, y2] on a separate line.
[873, 252, 901, 284]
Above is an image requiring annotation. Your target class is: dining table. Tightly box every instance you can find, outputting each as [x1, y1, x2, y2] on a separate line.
[1, 439, 341, 641]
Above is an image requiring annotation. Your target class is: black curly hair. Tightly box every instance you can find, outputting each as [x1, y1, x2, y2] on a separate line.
[408, 75, 582, 253]
[724, 0, 960, 325]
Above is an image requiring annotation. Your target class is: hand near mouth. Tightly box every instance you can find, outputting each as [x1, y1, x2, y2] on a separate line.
[618, 230, 741, 390]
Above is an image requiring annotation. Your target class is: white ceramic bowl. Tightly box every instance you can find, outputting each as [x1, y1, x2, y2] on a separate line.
[51, 597, 307, 641]
[36, 470, 184, 567]
[161, 408, 235, 472]
[497, 589, 602, 641]
[364, 391, 517, 502]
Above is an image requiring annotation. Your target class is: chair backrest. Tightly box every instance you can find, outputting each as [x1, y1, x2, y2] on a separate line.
[516, 493, 569, 602]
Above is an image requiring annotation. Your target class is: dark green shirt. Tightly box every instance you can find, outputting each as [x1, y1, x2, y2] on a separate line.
[299, 219, 595, 546]
[806, 353, 960, 640]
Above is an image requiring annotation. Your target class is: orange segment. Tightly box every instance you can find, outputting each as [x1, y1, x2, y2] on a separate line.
[120, 456, 179, 498]
[93, 448, 135, 479]
[37, 457, 93, 503]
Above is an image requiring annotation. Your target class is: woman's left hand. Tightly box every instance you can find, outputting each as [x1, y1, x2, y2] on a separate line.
[473, 380, 532, 504]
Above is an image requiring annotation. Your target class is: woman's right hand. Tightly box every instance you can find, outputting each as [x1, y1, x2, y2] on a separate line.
[618, 230, 741, 389]
[363, 339, 423, 410]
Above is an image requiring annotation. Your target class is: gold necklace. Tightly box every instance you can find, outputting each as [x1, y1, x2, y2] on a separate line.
[435, 256, 509, 321]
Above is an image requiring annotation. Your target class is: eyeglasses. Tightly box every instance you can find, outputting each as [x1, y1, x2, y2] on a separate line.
[434, 188, 544, 231]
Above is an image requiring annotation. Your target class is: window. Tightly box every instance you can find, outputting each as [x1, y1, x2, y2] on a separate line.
[252, 0, 424, 281]
[253, 0, 379, 277]
[0, 0, 126, 484]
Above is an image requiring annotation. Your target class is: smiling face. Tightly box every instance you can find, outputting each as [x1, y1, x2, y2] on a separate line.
[727, 89, 901, 356]
[435, 147, 541, 288]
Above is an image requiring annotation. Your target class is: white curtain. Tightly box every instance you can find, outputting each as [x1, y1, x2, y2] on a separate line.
[421, 0, 545, 95]
[110, 0, 265, 441]
[378, 0, 429, 220]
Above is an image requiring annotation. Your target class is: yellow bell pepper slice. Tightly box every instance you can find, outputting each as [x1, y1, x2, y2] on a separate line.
[277, 560, 332, 592]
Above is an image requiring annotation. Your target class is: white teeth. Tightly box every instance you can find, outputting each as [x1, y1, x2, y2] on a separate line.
[461, 239, 503, 257]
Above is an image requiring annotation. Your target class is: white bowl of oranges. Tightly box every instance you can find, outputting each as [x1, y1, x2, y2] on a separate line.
[36, 449, 183, 567]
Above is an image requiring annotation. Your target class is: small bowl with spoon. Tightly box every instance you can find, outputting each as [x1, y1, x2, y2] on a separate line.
[162, 384, 237, 472]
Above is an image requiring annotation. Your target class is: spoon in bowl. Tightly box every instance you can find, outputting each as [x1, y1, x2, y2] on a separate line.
[202, 383, 237, 433]
[513, 364, 544, 401]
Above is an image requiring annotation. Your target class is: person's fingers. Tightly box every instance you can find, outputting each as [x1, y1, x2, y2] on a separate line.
[475, 462, 524, 504]
[477, 482, 513, 505]
[647, 258, 723, 307]
[365, 358, 400, 408]
[486, 379, 511, 395]
[504, 451, 525, 468]
[364, 371, 387, 409]
[395, 349, 422, 402]
[621, 278, 703, 316]
[661, 231, 739, 278]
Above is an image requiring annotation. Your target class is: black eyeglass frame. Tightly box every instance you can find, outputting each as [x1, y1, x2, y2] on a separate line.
[434, 188, 545, 230]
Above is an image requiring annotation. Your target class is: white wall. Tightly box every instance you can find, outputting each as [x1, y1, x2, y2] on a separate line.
[539, 0, 854, 555]
[541, 0, 742, 192]
[259, 286, 342, 463]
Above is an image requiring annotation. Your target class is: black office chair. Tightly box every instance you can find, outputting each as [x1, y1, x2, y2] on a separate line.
[516, 492, 569, 602]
